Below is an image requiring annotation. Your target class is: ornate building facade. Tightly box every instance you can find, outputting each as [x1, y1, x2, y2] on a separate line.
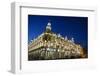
[28, 22, 86, 60]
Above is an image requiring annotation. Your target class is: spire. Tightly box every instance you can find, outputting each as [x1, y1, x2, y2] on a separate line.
[58, 33, 61, 37]
[65, 36, 68, 40]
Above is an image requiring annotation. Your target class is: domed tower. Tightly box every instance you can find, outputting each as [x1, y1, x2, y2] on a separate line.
[46, 21, 52, 33]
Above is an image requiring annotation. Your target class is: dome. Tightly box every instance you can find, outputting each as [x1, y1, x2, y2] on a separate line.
[71, 37, 74, 43]
[46, 22, 52, 32]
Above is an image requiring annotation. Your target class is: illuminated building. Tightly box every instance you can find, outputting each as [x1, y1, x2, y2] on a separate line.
[28, 21, 86, 60]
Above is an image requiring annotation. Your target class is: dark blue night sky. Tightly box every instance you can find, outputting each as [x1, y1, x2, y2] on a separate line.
[28, 15, 88, 49]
